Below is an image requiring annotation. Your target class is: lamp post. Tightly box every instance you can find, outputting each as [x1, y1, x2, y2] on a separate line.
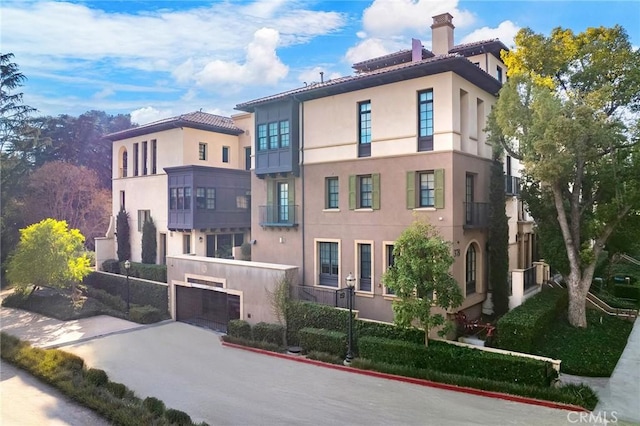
[344, 272, 356, 366]
[124, 260, 131, 316]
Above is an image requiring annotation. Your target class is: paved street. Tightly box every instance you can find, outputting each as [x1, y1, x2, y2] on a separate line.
[63, 322, 586, 426]
[0, 360, 110, 426]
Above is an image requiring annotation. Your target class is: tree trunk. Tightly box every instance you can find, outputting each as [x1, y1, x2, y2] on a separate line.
[566, 274, 590, 328]
[424, 328, 429, 347]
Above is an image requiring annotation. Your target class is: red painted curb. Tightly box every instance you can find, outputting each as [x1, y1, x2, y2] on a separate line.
[220, 340, 589, 413]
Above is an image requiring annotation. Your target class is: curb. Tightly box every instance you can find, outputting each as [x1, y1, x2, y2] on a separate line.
[220, 340, 589, 413]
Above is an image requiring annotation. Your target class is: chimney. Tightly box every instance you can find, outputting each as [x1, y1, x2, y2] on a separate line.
[431, 13, 454, 55]
[411, 38, 422, 62]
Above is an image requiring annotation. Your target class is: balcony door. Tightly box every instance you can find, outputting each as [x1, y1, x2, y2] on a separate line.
[465, 174, 474, 223]
[277, 182, 289, 223]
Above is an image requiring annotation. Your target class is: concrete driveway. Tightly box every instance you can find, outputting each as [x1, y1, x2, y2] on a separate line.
[62, 322, 585, 426]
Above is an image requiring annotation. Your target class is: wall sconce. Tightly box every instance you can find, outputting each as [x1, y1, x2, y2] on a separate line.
[199, 236, 204, 243]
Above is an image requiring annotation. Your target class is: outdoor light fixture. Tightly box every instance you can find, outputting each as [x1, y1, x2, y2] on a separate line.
[344, 272, 356, 365]
[124, 260, 131, 316]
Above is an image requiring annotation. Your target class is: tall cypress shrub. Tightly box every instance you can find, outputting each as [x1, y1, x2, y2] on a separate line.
[489, 154, 510, 316]
[116, 209, 131, 262]
[141, 216, 157, 264]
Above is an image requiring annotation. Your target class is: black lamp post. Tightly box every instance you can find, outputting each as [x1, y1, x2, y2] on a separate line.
[124, 260, 131, 316]
[344, 272, 356, 366]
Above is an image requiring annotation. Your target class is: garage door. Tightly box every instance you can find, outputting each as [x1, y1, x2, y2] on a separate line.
[175, 286, 240, 333]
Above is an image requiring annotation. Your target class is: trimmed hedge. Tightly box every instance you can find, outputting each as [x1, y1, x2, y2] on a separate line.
[84, 271, 169, 315]
[227, 320, 252, 340]
[102, 259, 121, 274]
[86, 287, 127, 311]
[613, 284, 640, 302]
[299, 327, 347, 359]
[356, 320, 424, 346]
[252, 322, 285, 345]
[358, 336, 557, 387]
[287, 302, 350, 345]
[494, 288, 568, 353]
[129, 305, 163, 324]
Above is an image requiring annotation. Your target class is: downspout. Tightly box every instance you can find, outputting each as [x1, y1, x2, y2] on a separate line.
[293, 95, 305, 286]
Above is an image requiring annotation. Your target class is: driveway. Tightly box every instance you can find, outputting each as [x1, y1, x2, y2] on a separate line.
[63, 322, 586, 426]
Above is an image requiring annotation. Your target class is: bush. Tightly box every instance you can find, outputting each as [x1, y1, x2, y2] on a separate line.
[358, 336, 556, 387]
[1, 289, 28, 308]
[165, 408, 192, 425]
[305, 351, 344, 365]
[227, 320, 252, 340]
[494, 288, 568, 353]
[252, 322, 284, 345]
[356, 320, 424, 346]
[106, 381, 127, 399]
[126, 262, 167, 283]
[143, 397, 166, 416]
[102, 259, 121, 274]
[221, 335, 282, 352]
[83, 271, 169, 314]
[129, 305, 163, 324]
[86, 287, 126, 311]
[286, 302, 350, 345]
[85, 368, 109, 386]
[613, 284, 640, 302]
[299, 328, 347, 359]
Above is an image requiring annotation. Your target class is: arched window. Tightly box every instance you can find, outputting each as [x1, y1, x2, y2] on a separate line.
[466, 244, 476, 296]
[121, 149, 128, 178]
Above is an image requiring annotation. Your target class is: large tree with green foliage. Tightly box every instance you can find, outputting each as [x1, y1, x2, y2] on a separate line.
[490, 26, 640, 328]
[381, 220, 463, 346]
[6, 218, 91, 296]
[141, 216, 157, 264]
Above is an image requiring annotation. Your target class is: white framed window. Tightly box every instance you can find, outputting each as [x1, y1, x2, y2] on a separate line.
[314, 238, 341, 288]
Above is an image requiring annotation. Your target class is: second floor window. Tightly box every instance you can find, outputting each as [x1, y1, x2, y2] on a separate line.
[359, 175, 372, 208]
[349, 173, 380, 210]
[197, 187, 216, 209]
[326, 177, 339, 209]
[419, 172, 434, 207]
[222, 146, 230, 163]
[418, 89, 433, 151]
[133, 143, 139, 176]
[359, 101, 371, 144]
[257, 120, 290, 151]
[199, 143, 207, 160]
[171, 187, 191, 210]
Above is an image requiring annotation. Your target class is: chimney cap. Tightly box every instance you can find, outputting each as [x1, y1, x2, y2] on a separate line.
[431, 12, 454, 29]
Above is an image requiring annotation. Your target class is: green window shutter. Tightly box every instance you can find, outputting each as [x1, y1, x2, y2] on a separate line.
[406, 171, 415, 209]
[434, 169, 445, 209]
[349, 175, 356, 210]
[267, 180, 274, 205]
[287, 179, 295, 205]
[372, 173, 381, 210]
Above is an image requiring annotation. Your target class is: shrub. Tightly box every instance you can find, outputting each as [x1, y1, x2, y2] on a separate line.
[106, 381, 127, 399]
[126, 262, 167, 283]
[1, 290, 28, 308]
[129, 305, 163, 324]
[227, 320, 252, 340]
[356, 320, 424, 346]
[86, 287, 126, 311]
[252, 322, 284, 345]
[305, 351, 344, 365]
[102, 259, 120, 274]
[165, 408, 192, 425]
[358, 336, 556, 387]
[494, 287, 568, 353]
[286, 302, 349, 345]
[143, 397, 166, 416]
[141, 217, 157, 264]
[85, 368, 109, 386]
[221, 335, 282, 353]
[116, 210, 131, 262]
[613, 284, 640, 302]
[83, 271, 169, 314]
[299, 327, 347, 358]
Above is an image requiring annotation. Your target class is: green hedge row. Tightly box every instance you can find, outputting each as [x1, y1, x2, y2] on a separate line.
[228, 320, 252, 340]
[613, 284, 640, 302]
[101, 259, 167, 283]
[358, 336, 557, 387]
[84, 271, 169, 315]
[0, 333, 204, 425]
[494, 288, 568, 353]
[227, 320, 284, 346]
[299, 327, 347, 358]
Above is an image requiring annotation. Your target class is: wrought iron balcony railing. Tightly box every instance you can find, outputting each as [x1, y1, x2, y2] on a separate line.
[464, 202, 489, 229]
[259, 204, 299, 227]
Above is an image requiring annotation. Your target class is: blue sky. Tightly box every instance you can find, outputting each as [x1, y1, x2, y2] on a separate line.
[2, 0, 639, 124]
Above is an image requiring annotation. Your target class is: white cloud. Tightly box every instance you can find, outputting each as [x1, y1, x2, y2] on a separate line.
[461, 20, 520, 47]
[130, 107, 174, 125]
[194, 28, 289, 87]
[345, 38, 395, 64]
[362, 0, 475, 38]
[93, 88, 115, 100]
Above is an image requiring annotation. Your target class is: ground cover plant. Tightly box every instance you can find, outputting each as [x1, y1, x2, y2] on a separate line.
[0, 333, 206, 426]
[532, 309, 633, 376]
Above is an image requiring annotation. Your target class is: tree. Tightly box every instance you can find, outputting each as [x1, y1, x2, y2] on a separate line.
[490, 26, 640, 327]
[31, 110, 134, 188]
[22, 161, 111, 250]
[487, 148, 510, 316]
[141, 217, 157, 264]
[6, 218, 91, 297]
[381, 220, 463, 346]
[116, 210, 131, 262]
[0, 53, 40, 280]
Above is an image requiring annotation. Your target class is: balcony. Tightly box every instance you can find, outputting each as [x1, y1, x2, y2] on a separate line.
[259, 204, 299, 227]
[464, 202, 489, 229]
[505, 176, 521, 196]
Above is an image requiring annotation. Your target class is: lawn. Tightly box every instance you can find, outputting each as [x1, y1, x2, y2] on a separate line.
[532, 309, 633, 377]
